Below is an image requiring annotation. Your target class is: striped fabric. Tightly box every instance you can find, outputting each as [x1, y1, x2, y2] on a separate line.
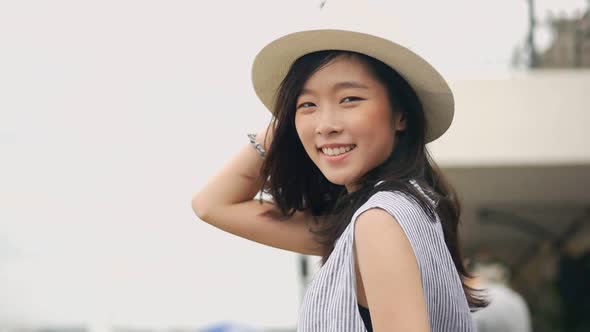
[297, 180, 476, 331]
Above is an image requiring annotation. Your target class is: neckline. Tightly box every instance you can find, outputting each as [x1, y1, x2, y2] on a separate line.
[358, 303, 369, 310]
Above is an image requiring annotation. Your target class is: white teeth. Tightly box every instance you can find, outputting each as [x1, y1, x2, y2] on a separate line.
[321, 145, 355, 156]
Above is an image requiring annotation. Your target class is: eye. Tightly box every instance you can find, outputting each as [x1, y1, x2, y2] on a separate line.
[341, 96, 364, 103]
[296, 102, 315, 109]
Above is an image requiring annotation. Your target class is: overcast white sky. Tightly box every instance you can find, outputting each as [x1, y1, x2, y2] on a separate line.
[0, 0, 588, 331]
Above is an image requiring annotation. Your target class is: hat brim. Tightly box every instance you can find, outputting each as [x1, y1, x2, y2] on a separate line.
[251, 29, 454, 143]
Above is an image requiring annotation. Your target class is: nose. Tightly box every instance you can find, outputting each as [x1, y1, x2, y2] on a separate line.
[315, 107, 343, 136]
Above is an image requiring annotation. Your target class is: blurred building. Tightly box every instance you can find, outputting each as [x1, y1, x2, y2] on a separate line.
[427, 69, 590, 332]
[539, 8, 590, 67]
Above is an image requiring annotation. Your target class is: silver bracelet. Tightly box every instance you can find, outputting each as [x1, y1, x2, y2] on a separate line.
[247, 133, 266, 159]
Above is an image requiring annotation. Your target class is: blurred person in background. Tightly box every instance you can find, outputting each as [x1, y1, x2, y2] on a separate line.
[468, 261, 532, 332]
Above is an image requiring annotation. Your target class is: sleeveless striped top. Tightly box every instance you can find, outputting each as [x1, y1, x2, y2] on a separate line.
[297, 180, 476, 331]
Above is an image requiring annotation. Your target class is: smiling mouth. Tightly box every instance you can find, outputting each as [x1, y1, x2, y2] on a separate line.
[318, 144, 356, 157]
[318, 145, 357, 157]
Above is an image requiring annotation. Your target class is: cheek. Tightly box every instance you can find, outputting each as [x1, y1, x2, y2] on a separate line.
[362, 107, 395, 153]
[295, 118, 314, 153]
[294, 116, 304, 138]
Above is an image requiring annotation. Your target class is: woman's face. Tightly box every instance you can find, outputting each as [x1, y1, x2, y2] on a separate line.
[294, 55, 406, 193]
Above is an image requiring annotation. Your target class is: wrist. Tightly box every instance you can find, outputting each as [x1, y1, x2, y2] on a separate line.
[247, 133, 266, 159]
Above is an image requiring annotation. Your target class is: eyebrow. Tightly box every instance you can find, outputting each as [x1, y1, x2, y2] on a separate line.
[300, 81, 369, 96]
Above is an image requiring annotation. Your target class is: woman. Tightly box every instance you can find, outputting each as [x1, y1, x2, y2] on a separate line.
[192, 2, 488, 331]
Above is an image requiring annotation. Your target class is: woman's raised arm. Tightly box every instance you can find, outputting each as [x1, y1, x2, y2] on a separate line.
[191, 125, 322, 256]
[191, 126, 271, 219]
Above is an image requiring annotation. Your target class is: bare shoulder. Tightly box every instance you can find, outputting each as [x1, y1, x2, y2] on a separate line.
[353, 207, 416, 272]
[354, 208, 429, 331]
[354, 208, 409, 247]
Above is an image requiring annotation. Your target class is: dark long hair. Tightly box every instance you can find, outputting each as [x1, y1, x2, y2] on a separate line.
[256, 50, 488, 311]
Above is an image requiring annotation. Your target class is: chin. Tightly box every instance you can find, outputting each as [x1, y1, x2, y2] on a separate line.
[324, 173, 355, 187]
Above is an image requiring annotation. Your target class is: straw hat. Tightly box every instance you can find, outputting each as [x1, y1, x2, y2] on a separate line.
[251, 0, 454, 143]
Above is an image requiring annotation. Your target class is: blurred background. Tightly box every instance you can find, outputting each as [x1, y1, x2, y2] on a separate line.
[1, 0, 589, 331]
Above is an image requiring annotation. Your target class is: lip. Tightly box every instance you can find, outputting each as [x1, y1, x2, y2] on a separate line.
[318, 143, 355, 149]
[319, 146, 355, 162]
